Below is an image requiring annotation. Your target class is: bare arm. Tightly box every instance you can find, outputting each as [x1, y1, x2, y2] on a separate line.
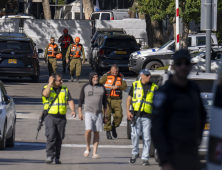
[42, 76, 54, 97]
[126, 95, 133, 121]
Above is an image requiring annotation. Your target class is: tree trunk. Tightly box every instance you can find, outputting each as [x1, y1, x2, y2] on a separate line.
[83, 0, 94, 20]
[42, 0, 51, 19]
[163, 22, 173, 43]
[180, 21, 189, 49]
[128, 0, 137, 18]
[145, 14, 153, 48]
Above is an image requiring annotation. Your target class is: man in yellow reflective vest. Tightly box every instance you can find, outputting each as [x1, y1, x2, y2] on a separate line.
[42, 73, 76, 164]
[126, 69, 158, 166]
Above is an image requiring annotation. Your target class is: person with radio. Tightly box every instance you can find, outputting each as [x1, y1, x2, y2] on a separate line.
[42, 73, 76, 164]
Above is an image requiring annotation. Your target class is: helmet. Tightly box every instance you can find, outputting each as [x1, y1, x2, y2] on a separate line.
[63, 28, 68, 34]
[75, 37, 80, 43]
[56, 53, 62, 59]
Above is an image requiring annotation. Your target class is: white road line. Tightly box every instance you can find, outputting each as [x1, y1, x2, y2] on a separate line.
[15, 142, 143, 149]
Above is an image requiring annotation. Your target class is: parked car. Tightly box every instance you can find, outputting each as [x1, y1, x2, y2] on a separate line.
[0, 32, 28, 37]
[90, 9, 130, 20]
[129, 33, 220, 74]
[0, 35, 40, 82]
[191, 48, 222, 73]
[91, 34, 140, 75]
[0, 80, 16, 150]
[122, 70, 216, 159]
[89, 28, 127, 65]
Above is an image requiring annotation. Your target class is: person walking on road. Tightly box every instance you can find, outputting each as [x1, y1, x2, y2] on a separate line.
[151, 49, 207, 170]
[78, 72, 108, 158]
[44, 37, 60, 76]
[99, 64, 127, 139]
[58, 28, 74, 73]
[126, 69, 158, 166]
[66, 37, 85, 83]
[42, 73, 76, 164]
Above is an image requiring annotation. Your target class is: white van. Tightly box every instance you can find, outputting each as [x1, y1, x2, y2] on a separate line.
[90, 9, 129, 20]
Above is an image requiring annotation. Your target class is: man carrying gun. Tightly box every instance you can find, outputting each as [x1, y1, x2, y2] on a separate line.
[41, 73, 76, 164]
[126, 69, 158, 166]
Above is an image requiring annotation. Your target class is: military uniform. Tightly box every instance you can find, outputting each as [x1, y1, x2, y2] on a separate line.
[59, 34, 74, 71]
[99, 72, 127, 135]
[44, 43, 59, 76]
[66, 43, 85, 78]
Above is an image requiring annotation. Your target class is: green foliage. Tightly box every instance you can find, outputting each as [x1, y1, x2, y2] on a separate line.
[53, 0, 65, 4]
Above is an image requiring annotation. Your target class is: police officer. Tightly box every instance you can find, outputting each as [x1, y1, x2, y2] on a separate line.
[42, 73, 76, 164]
[99, 64, 127, 139]
[151, 50, 207, 170]
[66, 37, 85, 83]
[126, 69, 158, 166]
[58, 28, 74, 72]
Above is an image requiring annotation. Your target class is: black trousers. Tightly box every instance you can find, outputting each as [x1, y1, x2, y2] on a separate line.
[45, 114, 66, 159]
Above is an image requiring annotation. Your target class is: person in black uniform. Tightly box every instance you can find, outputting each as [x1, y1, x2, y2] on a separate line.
[151, 49, 207, 170]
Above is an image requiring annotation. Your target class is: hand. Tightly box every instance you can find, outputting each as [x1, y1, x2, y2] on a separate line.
[111, 86, 118, 90]
[45, 59, 48, 63]
[53, 51, 56, 54]
[48, 76, 55, 85]
[127, 111, 133, 121]
[82, 60, 85, 64]
[71, 111, 76, 118]
[79, 113, 84, 121]
[162, 164, 174, 170]
[66, 59, 69, 63]
[103, 117, 108, 124]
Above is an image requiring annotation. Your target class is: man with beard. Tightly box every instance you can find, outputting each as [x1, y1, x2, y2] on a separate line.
[78, 72, 108, 158]
[151, 49, 207, 170]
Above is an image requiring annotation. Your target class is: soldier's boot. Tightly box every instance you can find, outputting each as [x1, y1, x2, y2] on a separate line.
[106, 131, 112, 140]
[112, 125, 117, 138]
[76, 76, 80, 83]
[71, 75, 74, 82]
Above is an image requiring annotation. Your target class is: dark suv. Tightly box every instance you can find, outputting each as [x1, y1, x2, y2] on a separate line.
[0, 36, 40, 82]
[91, 34, 140, 74]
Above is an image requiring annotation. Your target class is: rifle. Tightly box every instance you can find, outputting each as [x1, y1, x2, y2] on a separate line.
[36, 110, 48, 139]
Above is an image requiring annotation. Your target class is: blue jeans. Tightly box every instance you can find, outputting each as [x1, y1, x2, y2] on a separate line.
[131, 117, 151, 160]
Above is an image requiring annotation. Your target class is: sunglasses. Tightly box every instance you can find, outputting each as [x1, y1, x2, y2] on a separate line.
[175, 60, 191, 66]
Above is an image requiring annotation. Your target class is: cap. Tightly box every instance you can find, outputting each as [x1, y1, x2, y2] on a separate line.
[140, 69, 151, 76]
[63, 28, 68, 34]
[173, 49, 191, 61]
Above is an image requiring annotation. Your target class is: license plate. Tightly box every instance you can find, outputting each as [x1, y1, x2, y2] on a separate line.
[8, 59, 17, 64]
[115, 51, 127, 55]
[204, 123, 210, 130]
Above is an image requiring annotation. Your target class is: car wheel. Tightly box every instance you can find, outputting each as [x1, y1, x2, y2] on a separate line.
[31, 75, 39, 83]
[145, 61, 163, 70]
[6, 121, 15, 147]
[154, 149, 159, 162]
[127, 119, 131, 139]
[0, 123, 7, 150]
[149, 140, 155, 157]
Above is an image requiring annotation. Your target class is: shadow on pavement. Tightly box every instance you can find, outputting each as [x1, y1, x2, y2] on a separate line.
[4, 145, 45, 152]
[0, 158, 44, 165]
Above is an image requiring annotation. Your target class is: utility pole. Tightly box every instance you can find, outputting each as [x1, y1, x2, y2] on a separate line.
[176, 0, 180, 51]
[80, 0, 83, 19]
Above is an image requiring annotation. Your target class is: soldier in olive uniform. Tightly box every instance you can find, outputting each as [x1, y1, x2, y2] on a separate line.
[66, 37, 85, 83]
[44, 37, 60, 76]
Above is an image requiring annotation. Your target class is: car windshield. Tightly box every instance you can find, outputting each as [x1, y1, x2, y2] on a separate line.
[158, 40, 174, 50]
[0, 41, 32, 52]
[104, 38, 137, 49]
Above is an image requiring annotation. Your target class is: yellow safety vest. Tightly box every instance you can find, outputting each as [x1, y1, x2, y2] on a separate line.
[132, 81, 158, 114]
[42, 85, 68, 115]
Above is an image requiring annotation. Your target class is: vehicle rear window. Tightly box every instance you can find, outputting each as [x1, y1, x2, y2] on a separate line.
[196, 36, 214, 46]
[91, 13, 100, 20]
[187, 37, 192, 47]
[0, 41, 32, 52]
[101, 13, 110, 20]
[104, 38, 137, 49]
[193, 80, 214, 93]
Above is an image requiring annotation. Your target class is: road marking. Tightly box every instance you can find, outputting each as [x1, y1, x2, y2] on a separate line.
[15, 142, 143, 148]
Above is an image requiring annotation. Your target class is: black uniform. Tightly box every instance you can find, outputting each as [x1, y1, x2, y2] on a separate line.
[151, 76, 206, 170]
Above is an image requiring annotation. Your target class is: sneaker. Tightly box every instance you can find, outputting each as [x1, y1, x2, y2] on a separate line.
[106, 131, 112, 140]
[71, 75, 74, 82]
[112, 126, 117, 138]
[45, 157, 53, 164]
[129, 154, 139, 164]
[142, 160, 150, 166]
[53, 158, 62, 164]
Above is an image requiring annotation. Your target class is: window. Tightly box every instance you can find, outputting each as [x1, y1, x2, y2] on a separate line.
[187, 37, 192, 47]
[74, 12, 85, 20]
[0, 84, 6, 104]
[214, 72, 222, 108]
[0, 41, 33, 52]
[196, 36, 214, 46]
[101, 13, 110, 20]
[91, 13, 100, 20]
[104, 38, 137, 49]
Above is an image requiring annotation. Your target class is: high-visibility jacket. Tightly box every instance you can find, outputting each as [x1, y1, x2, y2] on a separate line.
[47, 43, 58, 58]
[132, 80, 158, 114]
[70, 44, 82, 58]
[42, 85, 69, 115]
[104, 71, 123, 97]
[61, 35, 71, 48]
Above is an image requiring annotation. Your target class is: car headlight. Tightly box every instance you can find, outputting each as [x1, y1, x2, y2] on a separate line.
[131, 52, 141, 59]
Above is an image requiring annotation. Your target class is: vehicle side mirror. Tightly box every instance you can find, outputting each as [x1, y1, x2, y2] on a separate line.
[137, 43, 141, 48]
[38, 49, 43, 53]
[4, 95, 10, 104]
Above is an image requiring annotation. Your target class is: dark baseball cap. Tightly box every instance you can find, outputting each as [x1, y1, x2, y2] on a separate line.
[140, 69, 151, 76]
[173, 49, 191, 61]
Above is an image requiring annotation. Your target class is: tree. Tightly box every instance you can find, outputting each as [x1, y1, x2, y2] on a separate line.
[42, 0, 52, 19]
[82, 0, 94, 20]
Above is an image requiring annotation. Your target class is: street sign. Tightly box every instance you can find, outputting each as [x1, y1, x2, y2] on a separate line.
[201, 0, 218, 31]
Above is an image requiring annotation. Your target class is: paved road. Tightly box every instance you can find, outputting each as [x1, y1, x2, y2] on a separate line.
[0, 60, 163, 170]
